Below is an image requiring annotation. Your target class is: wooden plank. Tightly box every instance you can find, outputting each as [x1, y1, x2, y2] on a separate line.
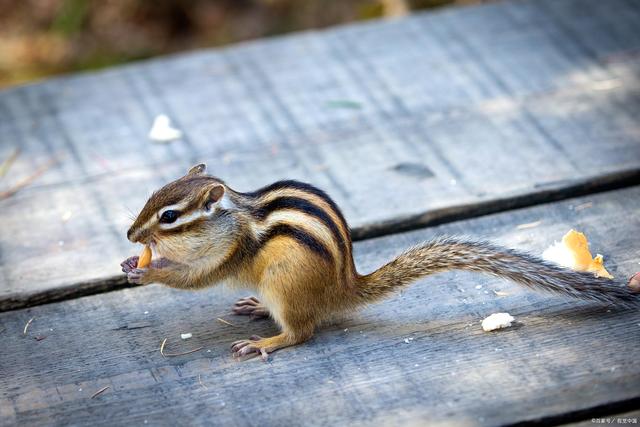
[1, 187, 638, 426]
[568, 410, 640, 427]
[1, 0, 640, 309]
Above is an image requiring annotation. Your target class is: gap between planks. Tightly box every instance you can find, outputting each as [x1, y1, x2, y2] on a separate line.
[1, 167, 639, 314]
[505, 396, 640, 427]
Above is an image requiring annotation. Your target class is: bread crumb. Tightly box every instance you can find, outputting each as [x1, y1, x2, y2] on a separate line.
[149, 114, 183, 142]
[481, 313, 515, 332]
[542, 229, 613, 279]
[181, 333, 192, 340]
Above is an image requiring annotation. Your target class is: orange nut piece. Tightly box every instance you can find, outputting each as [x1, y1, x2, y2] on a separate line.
[137, 245, 152, 269]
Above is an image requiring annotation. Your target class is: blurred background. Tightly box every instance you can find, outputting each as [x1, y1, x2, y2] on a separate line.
[0, 0, 490, 89]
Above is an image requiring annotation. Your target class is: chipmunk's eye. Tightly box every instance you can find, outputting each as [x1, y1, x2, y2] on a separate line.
[159, 210, 180, 224]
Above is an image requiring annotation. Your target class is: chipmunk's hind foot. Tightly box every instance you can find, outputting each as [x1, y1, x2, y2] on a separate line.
[231, 334, 288, 361]
[232, 296, 270, 319]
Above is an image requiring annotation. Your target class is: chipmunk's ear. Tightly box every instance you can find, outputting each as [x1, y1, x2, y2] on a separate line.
[203, 183, 225, 211]
[187, 163, 207, 176]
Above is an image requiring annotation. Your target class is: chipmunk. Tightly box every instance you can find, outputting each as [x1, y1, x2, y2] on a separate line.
[121, 164, 640, 360]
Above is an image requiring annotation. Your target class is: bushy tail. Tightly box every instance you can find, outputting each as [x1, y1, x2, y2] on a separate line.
[355, 237, 638, 306]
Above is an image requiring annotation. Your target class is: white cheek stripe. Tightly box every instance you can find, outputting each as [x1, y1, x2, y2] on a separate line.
[158, 201, 190, 217]
[151, 189, 233, 231]
[159, 209, 214, 229]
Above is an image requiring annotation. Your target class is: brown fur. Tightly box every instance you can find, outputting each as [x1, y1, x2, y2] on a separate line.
[124, 164, 639, 359]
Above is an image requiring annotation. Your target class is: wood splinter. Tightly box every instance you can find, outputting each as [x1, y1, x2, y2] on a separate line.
[159, 338, 203, 358]
[216, 317, 236, 327]
[91, 386, 110, 399]
[23, 317, 34, 335]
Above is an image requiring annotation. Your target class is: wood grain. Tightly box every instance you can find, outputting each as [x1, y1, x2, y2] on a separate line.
[1, 0, 640, 310]
[568, 410, 640, 427]
[1, 187, 638, 426]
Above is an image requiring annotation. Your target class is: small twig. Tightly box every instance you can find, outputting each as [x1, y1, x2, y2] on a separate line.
[516, 220, 541, 230]
[91, 386, 110, 399]
[198, 374, 207, 389]
[574, 202, 593, 211]
[216, 317, 236, 327]
[0, 148, 20, 179]
[163, 347, 203, 357]
[35, 335, 47, 341]
[23, 317, 34, 335]
[1, 158, 57, 200]
[159, 338, 202, 357]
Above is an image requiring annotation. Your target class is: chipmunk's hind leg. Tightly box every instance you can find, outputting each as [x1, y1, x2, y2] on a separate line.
[231, 306, 316, 361]
[232, 296, 269, 319]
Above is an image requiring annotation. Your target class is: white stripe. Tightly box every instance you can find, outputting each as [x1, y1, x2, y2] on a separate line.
[256, 210, 335, 248]
[159, 209, 213, 229]
[158, 201, 190, 217]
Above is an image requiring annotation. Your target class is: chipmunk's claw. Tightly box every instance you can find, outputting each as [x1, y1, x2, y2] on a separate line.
[120, 256, 139, 273]
[231, 335, 270, 361]
[232, 296, 270, 319]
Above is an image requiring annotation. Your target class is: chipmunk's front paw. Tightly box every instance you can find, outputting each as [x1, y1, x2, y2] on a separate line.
[120, 256, 139, 273]
[124, 258, 175, 285]
[127, 268, 148, 285]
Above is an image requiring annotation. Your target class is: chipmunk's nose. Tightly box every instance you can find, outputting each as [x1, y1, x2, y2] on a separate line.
[128, 227, 150, 243]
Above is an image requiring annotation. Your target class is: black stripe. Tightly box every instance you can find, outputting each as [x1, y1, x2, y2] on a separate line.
[260, 224, 332, 261]
[243, 180, 350, 235]
[252, 196, 345, 254]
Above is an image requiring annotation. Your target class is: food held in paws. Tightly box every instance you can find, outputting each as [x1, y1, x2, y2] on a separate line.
[137, 245, 152, 268]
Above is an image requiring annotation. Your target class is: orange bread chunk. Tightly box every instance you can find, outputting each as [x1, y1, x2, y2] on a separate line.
[543, 229, 613, 279]
[137, 245, 152, 269]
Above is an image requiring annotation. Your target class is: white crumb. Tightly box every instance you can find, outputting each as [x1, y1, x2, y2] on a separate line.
[149, 114, 183, 143]
[481, 313, 515, 332]
[180, 333, 192, 340]
[542, 241, 576, 269]
[475, 285, 482, 290]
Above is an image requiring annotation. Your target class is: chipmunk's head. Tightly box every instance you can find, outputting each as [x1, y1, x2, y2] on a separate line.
[127, 164, 238, 264]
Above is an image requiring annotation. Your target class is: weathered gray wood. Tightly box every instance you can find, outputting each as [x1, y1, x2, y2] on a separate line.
[568, 410, 640, 427]
[1, 187, 638, 426]
[1, 0, 640, 310]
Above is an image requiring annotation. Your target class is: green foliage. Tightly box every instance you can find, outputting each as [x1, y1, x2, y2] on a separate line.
[51, 0, 89, 35]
